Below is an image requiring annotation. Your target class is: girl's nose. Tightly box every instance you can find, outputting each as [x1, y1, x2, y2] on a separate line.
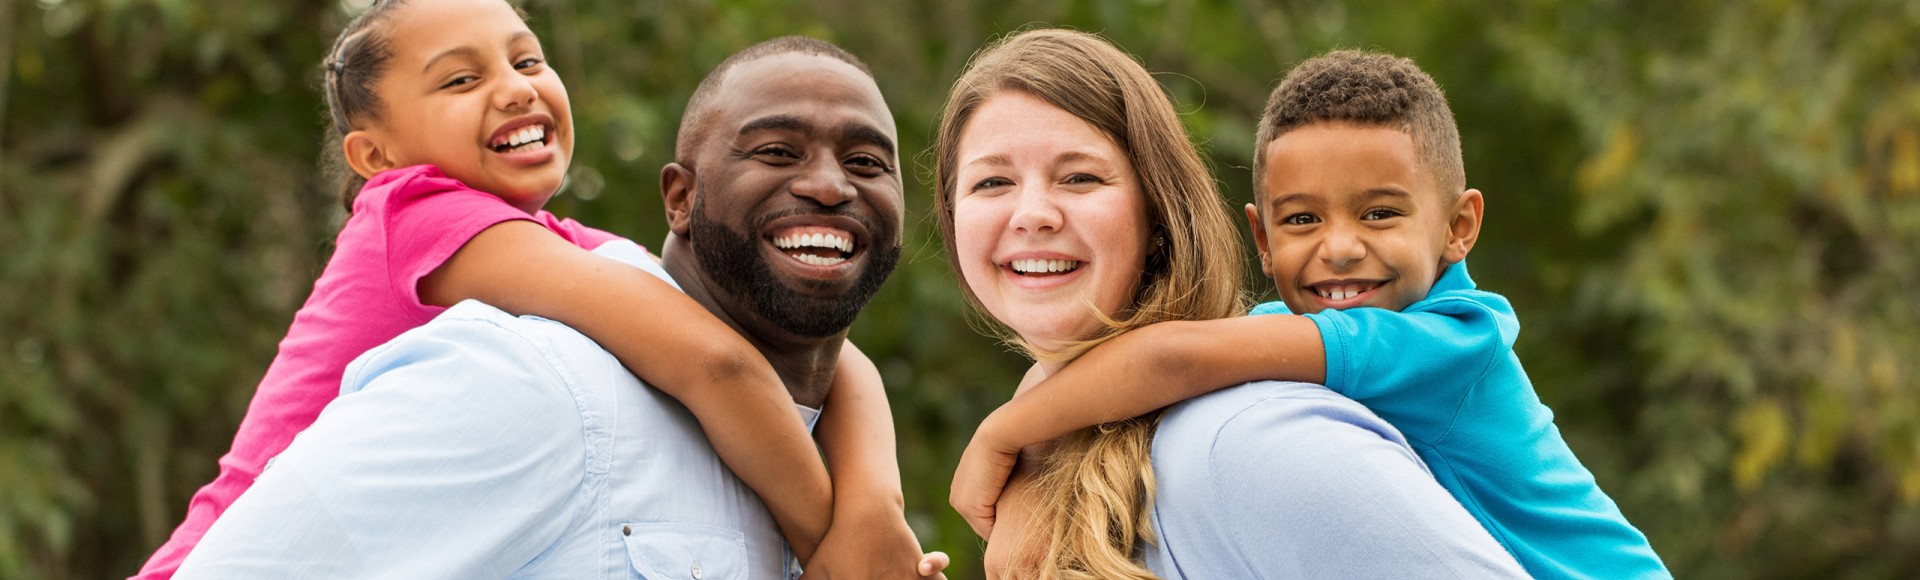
[1008, 184, 1062, 234]
[495, 74, 538, 111]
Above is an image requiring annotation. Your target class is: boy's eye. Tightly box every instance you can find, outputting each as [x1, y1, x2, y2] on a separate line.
[1361, 208, 1404, 220]
[1282, 213, 1319, 226]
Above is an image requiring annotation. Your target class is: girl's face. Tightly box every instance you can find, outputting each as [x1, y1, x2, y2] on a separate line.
[357, 0, 572, 213]
[952, 92, 1150, 354]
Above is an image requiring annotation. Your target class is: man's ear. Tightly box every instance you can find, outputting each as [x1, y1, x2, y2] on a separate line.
[661, 162, 695, 235]
[1244, 203, 1274, 279]
[342, 130, 401, 179]
[1443, 189, 1484, 264]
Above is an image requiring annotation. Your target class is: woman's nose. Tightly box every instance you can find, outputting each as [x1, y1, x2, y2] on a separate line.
[1008, 185, 1062, 234]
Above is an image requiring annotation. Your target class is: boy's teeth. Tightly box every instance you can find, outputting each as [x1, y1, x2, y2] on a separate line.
[1010, 259, 1080, 274]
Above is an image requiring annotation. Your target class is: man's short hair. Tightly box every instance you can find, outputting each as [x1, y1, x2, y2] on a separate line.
[674, 36, 874, 163]
[1254, 50, 1464, 197]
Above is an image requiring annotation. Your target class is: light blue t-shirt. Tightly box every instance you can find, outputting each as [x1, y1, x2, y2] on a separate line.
[179, 241, 814, 579]
[1250, 261, 1670, 579]
[1144, 379, 1529, 579]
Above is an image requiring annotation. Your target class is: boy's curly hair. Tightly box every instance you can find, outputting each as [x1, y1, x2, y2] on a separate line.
[1254, 50, 1464, 196]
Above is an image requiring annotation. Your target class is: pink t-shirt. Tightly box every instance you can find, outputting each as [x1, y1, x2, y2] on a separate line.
[133, 165, 627, 579]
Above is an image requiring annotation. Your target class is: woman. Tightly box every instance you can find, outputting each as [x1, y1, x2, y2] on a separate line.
[933, 29, 1526, 578]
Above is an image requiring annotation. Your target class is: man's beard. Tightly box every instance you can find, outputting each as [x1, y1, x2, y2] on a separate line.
[687, 190, 901, 338]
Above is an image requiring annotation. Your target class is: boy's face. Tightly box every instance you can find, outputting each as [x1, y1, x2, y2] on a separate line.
[1247, 122, 1482, 314]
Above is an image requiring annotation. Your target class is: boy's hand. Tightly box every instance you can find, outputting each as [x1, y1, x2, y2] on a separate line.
[950, 413, 1022, 540]
[799, 501, 948, 579]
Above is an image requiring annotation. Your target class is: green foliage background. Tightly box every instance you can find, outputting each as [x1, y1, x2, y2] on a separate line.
[2, 0, 1916, 577]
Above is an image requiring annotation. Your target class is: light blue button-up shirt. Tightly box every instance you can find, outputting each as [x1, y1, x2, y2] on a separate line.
[179, 241, 811, 579]
[1143, 380, 1529, 579]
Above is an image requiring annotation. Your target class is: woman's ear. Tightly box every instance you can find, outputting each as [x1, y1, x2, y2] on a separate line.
[1443, 189, 1485, 263]
[660, 162, 696, 236]
[342, 130, 400, 179]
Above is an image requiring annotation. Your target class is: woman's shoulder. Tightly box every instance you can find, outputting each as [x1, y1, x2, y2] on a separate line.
[1155, 380, 1423, 472]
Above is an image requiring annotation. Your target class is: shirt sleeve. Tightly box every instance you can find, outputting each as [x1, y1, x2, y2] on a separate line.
[1305, 292, 1519, 445]
[380, 169, 537, 321]
[535, 211, 636, 254]
[176, 314, 590, 579]
[1203, 392, 1528, 578]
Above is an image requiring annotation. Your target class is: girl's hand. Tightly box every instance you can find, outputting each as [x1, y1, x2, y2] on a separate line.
[950, 413, 1023, 539]
[799, 500, 947, 579]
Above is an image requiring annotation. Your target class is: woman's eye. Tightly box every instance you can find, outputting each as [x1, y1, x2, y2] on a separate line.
[1282, 213, 1319, 226]
[1362, 208, 1403, 220]
[1063, 173, 1103, 186]
[971, 177, 1013, 192]
[514, 57, 545, 71]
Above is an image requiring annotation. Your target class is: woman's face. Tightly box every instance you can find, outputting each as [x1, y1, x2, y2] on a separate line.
[952, 91, 1150, 353]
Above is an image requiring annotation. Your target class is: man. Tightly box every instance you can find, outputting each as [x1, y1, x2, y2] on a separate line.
[177, 37, 936, 578]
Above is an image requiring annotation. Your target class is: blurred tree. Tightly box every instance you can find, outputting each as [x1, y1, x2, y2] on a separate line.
[0, 0, 1914, 578]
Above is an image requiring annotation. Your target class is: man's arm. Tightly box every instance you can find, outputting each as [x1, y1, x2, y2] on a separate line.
[176, 313, 589, 579]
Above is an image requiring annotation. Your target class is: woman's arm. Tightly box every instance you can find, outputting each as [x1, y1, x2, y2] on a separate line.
[421, 220, 831, 562]
[950, 314, 1325, 537]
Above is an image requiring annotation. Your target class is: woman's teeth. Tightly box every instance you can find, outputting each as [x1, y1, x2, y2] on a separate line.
[1010, 259, 1080, 274]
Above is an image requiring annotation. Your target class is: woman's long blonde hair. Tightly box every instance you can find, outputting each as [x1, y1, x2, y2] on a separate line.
[933, 29, 1248, 579]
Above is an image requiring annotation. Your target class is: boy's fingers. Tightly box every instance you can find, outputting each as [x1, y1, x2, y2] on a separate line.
[919, 551, 951, 576]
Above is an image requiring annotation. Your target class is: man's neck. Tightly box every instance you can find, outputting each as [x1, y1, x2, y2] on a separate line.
[658, 235, 843, 408]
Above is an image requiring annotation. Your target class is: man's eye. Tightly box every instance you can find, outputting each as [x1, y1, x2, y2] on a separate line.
[846, 154, 894, 176]
[755, 145, 800, 160]
[1282, 213, 1318, 226]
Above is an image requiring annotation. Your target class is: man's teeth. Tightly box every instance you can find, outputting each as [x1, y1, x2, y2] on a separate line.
[1010, 259, 1080, 274]
[773, 232, 853, 254]
[793, 253, 846, 266]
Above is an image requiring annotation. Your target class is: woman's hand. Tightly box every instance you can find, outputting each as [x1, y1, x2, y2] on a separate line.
[950, 411, 1024, 539]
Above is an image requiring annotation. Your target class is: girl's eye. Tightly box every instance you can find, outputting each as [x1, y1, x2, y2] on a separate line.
[1282, 213, 1319, 226]
[970, 177, 1013, 192]
[1361, 208, 1403, 220]
[441, 75, 479, 89]
[845, 154, 894, 176]
[514, 57, 545, 71]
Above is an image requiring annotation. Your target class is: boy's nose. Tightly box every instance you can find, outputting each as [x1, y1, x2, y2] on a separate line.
[1318, 224, 1367, 269]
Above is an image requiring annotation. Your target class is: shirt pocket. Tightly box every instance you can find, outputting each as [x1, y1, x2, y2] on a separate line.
[622, 522, 749, 580]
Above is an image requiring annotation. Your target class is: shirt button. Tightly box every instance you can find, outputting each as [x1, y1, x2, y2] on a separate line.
[691, 560, 704, 579]
[621, 525, 631, 536]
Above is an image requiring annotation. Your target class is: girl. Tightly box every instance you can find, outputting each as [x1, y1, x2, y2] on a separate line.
[134, 0, 925, 576]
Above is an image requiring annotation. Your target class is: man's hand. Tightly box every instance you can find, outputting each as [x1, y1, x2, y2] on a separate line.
[950, 413, 1023, 540]
[799, 502, 948, 579]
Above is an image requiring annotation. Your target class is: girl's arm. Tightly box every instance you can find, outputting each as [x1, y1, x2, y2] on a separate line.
[804, 341, 948, 578]
[949, 314, 1325, 537]
[422, 220, 830, 562]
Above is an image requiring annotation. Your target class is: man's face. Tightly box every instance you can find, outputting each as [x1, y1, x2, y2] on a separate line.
[683, 53, 904, 337]
[1247, 122, 1472, 314]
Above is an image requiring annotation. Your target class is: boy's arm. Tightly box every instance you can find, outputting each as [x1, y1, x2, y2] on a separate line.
[1307, 298, 1515, 440]
[804, 341, 947, 578]
[949, 314, 1325, 537]
[421, 220, 830, 562]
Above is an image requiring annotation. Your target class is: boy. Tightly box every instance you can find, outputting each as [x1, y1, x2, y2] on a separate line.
[949, 49, 1670, 579]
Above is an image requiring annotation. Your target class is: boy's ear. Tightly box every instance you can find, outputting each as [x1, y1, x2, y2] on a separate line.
[660, 162, 696, 236]
[1443, 189, 1485, 263]
[1244, 203, 1274, 279]
[342, 130, 401, 179]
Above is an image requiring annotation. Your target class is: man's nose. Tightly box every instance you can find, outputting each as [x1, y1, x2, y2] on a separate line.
[790, 156, 856, 206]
